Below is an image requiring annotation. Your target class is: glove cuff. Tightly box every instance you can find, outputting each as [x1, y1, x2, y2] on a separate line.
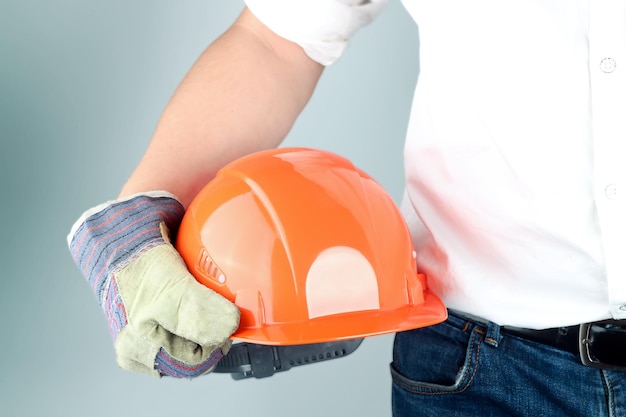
[155, 347, 224, 378]
[66, 191, 181, 242]
[67, 192, 185, 306]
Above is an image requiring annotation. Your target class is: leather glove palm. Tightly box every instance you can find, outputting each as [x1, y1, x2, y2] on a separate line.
[67, 192, 240, 378]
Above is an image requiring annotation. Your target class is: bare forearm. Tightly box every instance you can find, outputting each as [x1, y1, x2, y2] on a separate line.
[119, 8, 324, 207]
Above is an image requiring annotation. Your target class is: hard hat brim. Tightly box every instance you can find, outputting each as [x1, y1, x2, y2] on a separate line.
[230, 290, 448, 346]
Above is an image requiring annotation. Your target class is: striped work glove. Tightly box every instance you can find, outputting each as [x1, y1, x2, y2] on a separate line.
[67, 192, 240, 378]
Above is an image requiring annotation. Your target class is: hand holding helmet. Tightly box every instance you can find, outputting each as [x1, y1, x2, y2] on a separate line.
[68, 148, 445, 379]
[67, 192, 240, 378]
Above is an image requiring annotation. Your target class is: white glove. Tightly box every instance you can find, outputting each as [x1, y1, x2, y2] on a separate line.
[67, 192, 240, 378]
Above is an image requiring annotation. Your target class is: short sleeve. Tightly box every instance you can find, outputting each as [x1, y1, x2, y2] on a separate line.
[244, 0, 389, 65]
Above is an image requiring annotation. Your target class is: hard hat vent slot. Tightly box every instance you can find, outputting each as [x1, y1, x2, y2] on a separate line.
[306, 246, 380, 319]
[196, 248, 226, 284]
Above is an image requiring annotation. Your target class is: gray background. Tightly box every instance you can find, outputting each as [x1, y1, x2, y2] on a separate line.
[1, 1, 419, 416]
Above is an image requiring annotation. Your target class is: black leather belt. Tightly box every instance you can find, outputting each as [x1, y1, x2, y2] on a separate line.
[502, 325, 580, 355]
[502, 320, 626, 371]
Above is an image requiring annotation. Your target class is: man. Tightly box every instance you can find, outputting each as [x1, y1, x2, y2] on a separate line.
[68, 1, 626, 415]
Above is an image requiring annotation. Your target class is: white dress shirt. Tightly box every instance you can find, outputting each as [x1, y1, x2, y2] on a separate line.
[245, 0, 626, 329]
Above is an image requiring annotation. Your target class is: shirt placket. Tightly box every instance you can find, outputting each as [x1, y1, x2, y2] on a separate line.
[589, 0, 626, 318]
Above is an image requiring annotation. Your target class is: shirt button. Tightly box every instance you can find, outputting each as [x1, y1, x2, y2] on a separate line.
[600, 58, 617, 73]
[605, 184, 618, 200]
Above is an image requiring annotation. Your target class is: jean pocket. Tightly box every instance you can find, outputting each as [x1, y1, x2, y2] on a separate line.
[390, 320, 482, 395]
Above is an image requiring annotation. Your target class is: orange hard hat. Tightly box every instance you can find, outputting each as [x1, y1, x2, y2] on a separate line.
[176, 147, 447, 345]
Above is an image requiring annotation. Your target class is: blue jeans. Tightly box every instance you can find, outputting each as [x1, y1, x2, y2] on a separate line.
[391, 311, 626, 416]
